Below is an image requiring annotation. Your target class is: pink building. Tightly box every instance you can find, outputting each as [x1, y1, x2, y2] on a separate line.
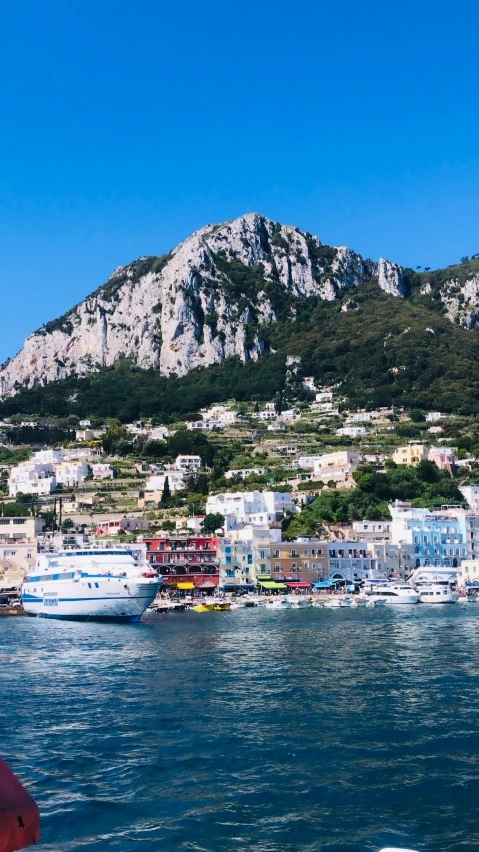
[428, 446, 457, 470]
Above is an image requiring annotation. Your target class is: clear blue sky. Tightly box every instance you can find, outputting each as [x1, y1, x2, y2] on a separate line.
[1, 0, 478, 362]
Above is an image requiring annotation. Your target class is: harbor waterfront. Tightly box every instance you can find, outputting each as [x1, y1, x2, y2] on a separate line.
[3, 606, 479, 851]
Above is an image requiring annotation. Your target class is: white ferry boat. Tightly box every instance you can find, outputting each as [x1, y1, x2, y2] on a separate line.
[22, 540, 162, 622]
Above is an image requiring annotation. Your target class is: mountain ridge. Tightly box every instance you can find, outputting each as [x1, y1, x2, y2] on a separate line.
[1, 213, 479, 410]
[0, 212, 403, 395]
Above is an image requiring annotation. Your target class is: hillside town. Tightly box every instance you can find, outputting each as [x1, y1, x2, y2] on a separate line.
[2, 383, 479, 598]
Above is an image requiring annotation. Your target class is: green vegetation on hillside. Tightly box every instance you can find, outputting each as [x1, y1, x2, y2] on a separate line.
[283, 461, 464, 538]
[0, 356, 287, 422]
[4, 275, 479, 420]
[263, 281, 479, 413]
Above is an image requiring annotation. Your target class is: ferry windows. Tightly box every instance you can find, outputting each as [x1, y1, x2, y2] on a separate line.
[88, 583, 92, 588]
[95, 583, 99, 588]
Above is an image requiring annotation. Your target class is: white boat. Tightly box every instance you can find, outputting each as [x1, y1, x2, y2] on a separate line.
[22, 541, 162, 622]
[324, 596, 353, 608]
[350, 596, 368, 607]
[366, 582, 420, 605]
[416, 581, 460, 604]
[285, 594, 309, 608]
[265, 597, 291, 610]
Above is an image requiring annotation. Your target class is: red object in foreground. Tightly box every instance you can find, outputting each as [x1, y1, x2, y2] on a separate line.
[0, 758, 40, 851]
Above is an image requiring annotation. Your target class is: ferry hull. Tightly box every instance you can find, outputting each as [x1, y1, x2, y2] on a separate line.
[22, 578, 161, 622]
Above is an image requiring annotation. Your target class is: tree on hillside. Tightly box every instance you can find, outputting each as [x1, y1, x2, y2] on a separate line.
[201, 513, 224, 534]
[161, 476, 171, 505]
[409, 409, 426, 423]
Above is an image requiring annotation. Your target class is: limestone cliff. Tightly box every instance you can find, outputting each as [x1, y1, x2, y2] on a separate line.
[0, 212, 464, 397]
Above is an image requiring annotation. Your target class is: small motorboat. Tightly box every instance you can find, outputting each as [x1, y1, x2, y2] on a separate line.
[324, 597, 352, 608]
[193, 603, 214, 612]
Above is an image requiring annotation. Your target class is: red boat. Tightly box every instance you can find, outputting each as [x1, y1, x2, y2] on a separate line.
[0, 758, 40, 851]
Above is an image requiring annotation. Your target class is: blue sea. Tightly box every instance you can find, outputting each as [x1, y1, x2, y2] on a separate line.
[2, 605, 479, 851]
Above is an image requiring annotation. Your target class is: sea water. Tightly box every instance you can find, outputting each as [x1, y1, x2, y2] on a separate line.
[2, 605, 479, 851]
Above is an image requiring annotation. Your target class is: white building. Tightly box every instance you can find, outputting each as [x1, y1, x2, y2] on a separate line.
[54, 460, 90, 487]
[315, 392, 333, 403]
[63, 447, 101, 461]
[267, 423, 286, 432]
[144, 471, 185, 494]
[336, 427, 368, 438]
[460, 485, 479, 511]
[279, 409, 297, 421]
[365, 541, 415, 579]
[327, 541, 376, 582]
[313, 450, 362, 485]
[0, 516, 44, 542]
[258, 410, 277, 421]
[175, 455, 201, 472]
[426, 412, 444, 422]
[91, 463, 115, 480]
[186, 419, 222, 431]
[298, 455, 322, 470]
[224, 468, 267, 480]
[75, 428, 105, 441]
[31, 449, 63, 465]
[9, 463, 56, 497]
[206, 491, 299, 525]
[458, 560, 479, 585]
[352, 520, 391, 538]
[149, 426, 170, 441]
[96, 517, 149, 536]
[347, 412, 372, 423]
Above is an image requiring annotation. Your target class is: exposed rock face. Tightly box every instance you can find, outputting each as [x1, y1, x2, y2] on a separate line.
[1, 211, 452, 398]
[440, 275, 479, 329]
[0, 213, 381, 396]
[378, 258, 405, 297]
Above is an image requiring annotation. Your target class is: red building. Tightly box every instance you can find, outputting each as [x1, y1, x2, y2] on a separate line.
[143, 535, 219, 593]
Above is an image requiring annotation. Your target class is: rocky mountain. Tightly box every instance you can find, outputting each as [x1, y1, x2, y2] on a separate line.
[1, 212, 478, 398]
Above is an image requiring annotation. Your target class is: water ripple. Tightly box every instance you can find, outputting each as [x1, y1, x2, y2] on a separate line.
[2, 606, 479, 850]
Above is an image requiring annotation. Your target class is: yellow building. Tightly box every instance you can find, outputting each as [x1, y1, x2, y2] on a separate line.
[392, 442, 428, 466]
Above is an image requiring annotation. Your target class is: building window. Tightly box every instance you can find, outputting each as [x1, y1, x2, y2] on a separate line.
[303, 549, 309, 555]
[292, 562, 297, 570]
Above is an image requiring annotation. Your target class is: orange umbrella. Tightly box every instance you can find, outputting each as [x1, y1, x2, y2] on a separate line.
[0, 758, 40, 851]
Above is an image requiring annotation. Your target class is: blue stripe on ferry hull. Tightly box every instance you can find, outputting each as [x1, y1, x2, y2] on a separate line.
[35, 613, 142, 623]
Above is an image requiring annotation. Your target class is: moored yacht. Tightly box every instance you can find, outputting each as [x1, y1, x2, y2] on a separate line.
[22, 539, 162, 622]
[365, 582, 420, 605]
[416, 581, 460, 604]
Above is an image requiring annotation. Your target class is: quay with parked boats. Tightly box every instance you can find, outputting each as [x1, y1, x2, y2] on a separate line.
[146, 576, 472, 615]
